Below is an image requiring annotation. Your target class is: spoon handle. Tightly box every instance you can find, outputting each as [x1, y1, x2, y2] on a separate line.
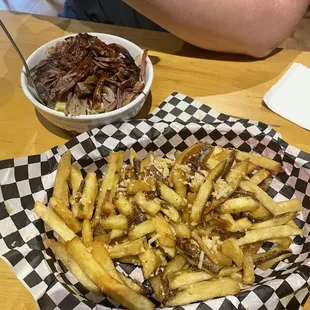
[0, 19, 45, 104]
[0, 19, 33, 79]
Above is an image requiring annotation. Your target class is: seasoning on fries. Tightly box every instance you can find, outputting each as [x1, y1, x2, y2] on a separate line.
[33, 143, 303, 310]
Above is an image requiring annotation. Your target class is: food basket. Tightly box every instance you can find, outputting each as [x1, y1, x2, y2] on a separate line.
[0, 93, 310, 310]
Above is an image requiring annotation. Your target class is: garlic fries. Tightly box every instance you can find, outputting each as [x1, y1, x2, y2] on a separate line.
[33, 143, 303, 309]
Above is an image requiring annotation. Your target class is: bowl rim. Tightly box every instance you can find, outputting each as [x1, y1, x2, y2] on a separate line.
[20, 32, 154, 120]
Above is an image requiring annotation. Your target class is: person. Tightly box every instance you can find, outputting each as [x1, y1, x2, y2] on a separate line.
[60, 0, 310, 58]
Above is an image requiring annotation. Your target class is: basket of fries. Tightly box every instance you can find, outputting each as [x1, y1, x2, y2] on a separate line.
[0, 93, 310, 310]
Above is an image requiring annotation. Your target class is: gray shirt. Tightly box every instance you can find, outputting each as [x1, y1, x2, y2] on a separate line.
[60, 0, 165, 31]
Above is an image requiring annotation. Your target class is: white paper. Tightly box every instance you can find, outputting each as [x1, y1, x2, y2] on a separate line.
[264, 62, 310, 130]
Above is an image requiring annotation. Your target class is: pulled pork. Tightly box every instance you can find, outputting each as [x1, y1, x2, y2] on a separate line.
[30, 33, 148, 116]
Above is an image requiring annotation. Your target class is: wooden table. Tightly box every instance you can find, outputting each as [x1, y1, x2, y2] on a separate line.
[0, 10, 309, 310]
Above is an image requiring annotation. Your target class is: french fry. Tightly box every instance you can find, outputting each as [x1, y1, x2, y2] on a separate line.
[241, 242, 263, 255]
[69, 164, 83, 214]
[249, 204, 272, 221]
[230, 271, 243, 283]
[95, 151, 124, 220]
[161, 245, 176, 258]
[193, 225, 214, 237]
[165, 277, 240, 306]
[218, 266, 242, 277]
[77, 172, 98, 219]
[178, 248, 223, 275]
[205, 149, 230, 170]
[117, 272, 147, 295]
[168, 269, 213, 290]
[225, 217, 253, 232]
[153, 214, 175, 248]
[207, 160, 249, 213]
[252, 247, 292, 266]
[251, 212, 296, 230]
[186, 143, 214, 170]
[161, 203, 181, 223]
[53, 150, 71, 206]
[288, 219, 300, 229]
[170, 222, 191, 239]
[212, 146, 223, 155]
[247, 163, 258, 175]
[139, 242, 160, 279]
[239, 180, 280, 215]
[149, 273, 168, 302]
[45, 238, 100, 295]
[129, 219, 155, 240]
[269, 237, 293, 250]
[258, 252, 292, 271]
[191, 231, 218, 265]
[82, 219, 93, 246]
[65, 237, 154, 310]
[171, 169, 187, 199]
[140, 152, 155, 173]
[101, 201, 116, 215]
[182, 192, 195, 223]
[259, 176, 273, 191]
[127, 180, 151, 195]
[110, 229, 126, 240]
[34, 201, 75, 242]
[134, 192, 161, 216]
[154, 248, 168, 266]
[169, 144, 204, 183]
[190, 160, 226, 224]
[157, 182, 186, 210]
[217, 196, 259, 214]
[129, 148, 138, 167]
[235, 150, 282, 172]
[108, 239, 145, 259]
[207, 151, 255, 175]
[91, 240, 124, 283]
[132, 158, 141, 181]
[236, 225, 302, 246]
[218, 150, 235, 178]
[116, 256, 141, 265]
[199, 235, 232, 266]
[162, 254, 187, 279]
[250, 169, 270, 185]
[101, 214, 128, 230]
[49, 197, 82, 233]
[276, 199, 303, 214]
[242, 253, 254, 285]
[93, 222, 110, 243]
[174, 143, 204, 167]
[221, 238, 244, 267]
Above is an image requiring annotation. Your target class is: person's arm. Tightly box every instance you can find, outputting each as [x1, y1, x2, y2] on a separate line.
[123, 0, 309, 57]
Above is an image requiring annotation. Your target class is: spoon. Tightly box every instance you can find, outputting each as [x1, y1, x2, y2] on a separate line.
[0, 19, 45, 104]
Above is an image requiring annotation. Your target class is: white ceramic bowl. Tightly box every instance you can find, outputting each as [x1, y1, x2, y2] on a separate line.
[20, 33, 153, 133]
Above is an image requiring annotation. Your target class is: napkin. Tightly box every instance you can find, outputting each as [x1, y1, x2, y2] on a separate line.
[264, 62, 310, 130]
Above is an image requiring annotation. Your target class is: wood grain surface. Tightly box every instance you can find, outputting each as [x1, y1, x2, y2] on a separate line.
[0, 10, 309, 310]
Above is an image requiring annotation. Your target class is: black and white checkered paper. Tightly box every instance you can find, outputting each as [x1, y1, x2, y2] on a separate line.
[1, 92, 310, 310]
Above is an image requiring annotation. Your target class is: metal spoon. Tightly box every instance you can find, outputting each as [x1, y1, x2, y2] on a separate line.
[0, 19, 45, 104]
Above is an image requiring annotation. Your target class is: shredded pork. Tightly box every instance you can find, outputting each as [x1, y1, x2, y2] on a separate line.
[30, 33, 148, 116]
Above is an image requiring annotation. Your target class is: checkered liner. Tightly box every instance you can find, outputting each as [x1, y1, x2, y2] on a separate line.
[1, 92, 310, 310]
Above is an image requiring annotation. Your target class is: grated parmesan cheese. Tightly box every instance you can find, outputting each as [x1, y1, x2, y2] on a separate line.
[174, 164, 192, 175]
[153, 158, 174, 178]
[212, 178, 231, 199]
[198, 251, 205, 269]
[189, 172, 206, 189]
[148, 234, 161, 245]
